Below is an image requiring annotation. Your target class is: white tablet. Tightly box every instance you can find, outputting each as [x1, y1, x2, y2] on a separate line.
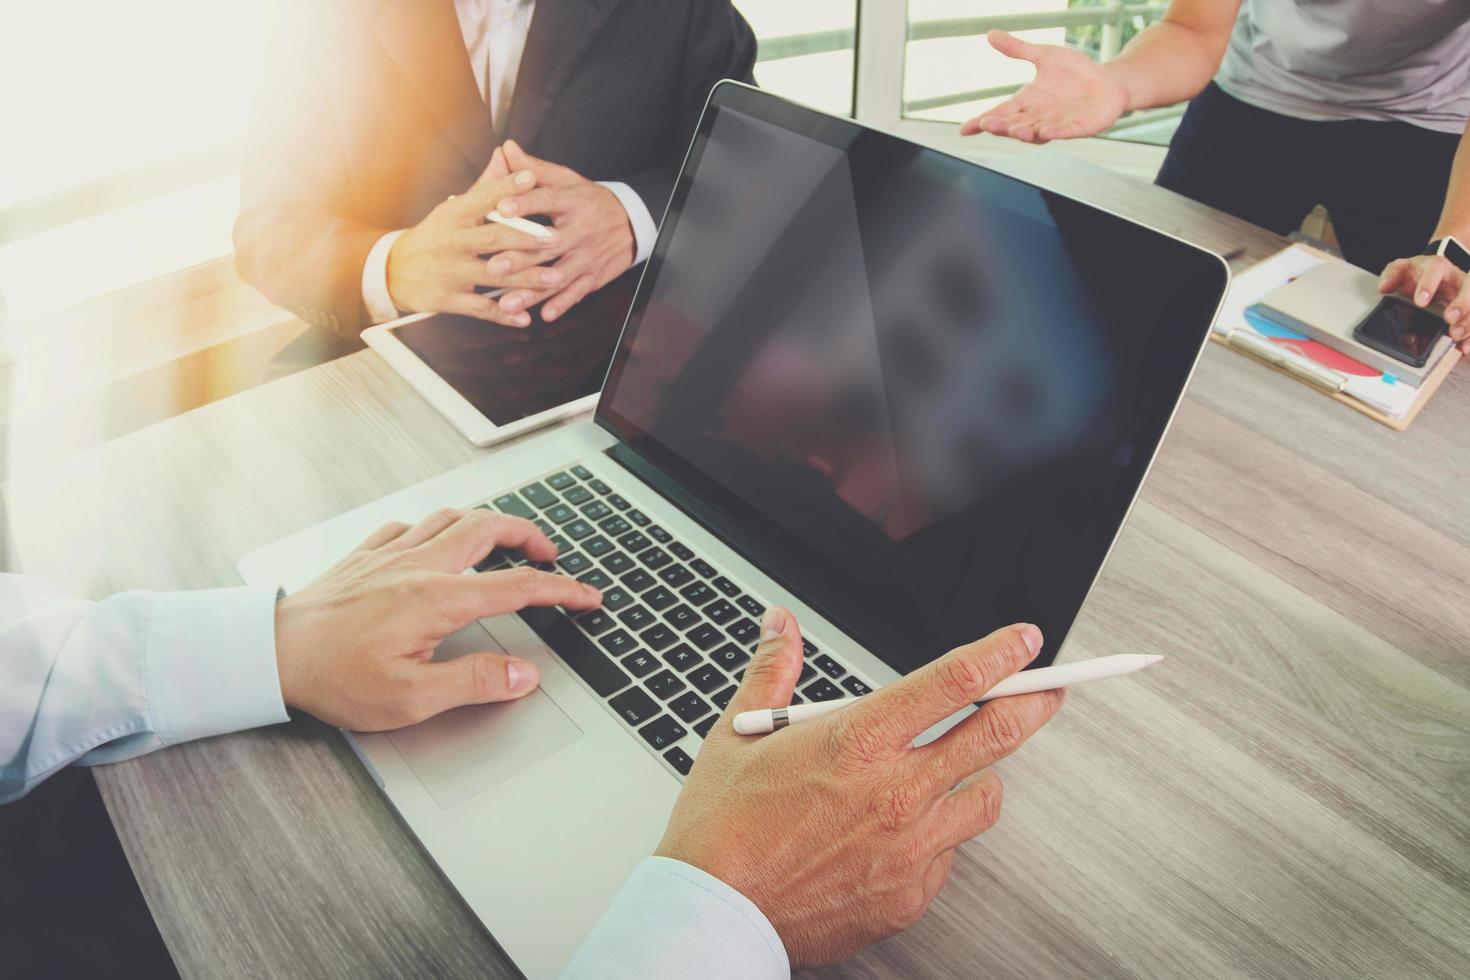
[363, 312, 604, 447]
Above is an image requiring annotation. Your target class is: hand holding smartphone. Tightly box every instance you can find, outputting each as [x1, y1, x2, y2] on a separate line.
[1352, 296, 1447, 368]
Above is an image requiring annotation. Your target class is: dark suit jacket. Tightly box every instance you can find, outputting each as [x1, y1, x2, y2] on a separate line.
[234, 0, 756, 339]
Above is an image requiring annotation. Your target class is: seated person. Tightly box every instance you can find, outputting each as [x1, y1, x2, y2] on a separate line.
[962, 0, 1470, 352]
[2, 507, 1064, 977]
[233, 0, 757, 353]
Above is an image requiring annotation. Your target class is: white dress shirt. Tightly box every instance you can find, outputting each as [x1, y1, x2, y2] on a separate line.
[361, 0, 658, 324]
[0, 570, 789, 978]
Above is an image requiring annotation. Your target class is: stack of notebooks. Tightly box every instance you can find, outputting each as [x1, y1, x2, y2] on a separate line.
[1212, 245, 1460, 430]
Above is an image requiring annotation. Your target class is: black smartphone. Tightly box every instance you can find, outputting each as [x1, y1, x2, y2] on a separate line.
[1351, 297, 1447, 368]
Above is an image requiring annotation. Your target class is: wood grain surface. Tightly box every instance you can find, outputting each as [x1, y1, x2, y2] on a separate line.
[5, 149, 1467, 979]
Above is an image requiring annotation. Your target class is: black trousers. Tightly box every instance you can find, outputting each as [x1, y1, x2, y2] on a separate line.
[1156, 82, 1460, 275]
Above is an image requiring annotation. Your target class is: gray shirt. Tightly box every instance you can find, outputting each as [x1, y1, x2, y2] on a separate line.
[1214, 0, 1470, 134]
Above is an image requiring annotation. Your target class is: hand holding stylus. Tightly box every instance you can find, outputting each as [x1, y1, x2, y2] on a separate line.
[732, 653, 1163, 735]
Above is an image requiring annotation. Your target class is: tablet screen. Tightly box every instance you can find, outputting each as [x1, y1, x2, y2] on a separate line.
[387, 273, 636, 426]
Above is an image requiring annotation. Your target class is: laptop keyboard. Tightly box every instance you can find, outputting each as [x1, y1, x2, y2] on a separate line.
[472, 462, 875, 779]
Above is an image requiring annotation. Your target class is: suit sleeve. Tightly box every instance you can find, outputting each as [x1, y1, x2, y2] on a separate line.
[233, 11, 385, 336]
[619, 1, 759, 223]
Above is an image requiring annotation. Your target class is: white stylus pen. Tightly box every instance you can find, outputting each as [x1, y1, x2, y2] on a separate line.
[485, 211, 554, 239]
[731, 653, 1164, 736]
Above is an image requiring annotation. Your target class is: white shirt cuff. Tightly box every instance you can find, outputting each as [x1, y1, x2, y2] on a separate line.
[362, 229, 407, 324]
[560, 856, 789, 979]
[598, 181, 657, 266]
[144, 586, 289, 745]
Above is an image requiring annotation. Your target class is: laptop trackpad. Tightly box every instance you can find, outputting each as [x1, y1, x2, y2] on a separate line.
[385, 624, 583, 810]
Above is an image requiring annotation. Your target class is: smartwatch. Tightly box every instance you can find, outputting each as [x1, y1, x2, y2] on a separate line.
[1425, 235, 1470, 274]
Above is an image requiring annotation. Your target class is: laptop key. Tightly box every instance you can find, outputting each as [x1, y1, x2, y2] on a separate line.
[693, 714, 718, 739]
[622, 650, 660, 678]
[669, 691, 711, 724]
[789, 693, 805, 705]
[600, 551, 634, 574]
[558, 551, 593, 575]
[577, 569, 613, 590]
[535, 519, 555, 536]
[726, 617, 760, 646]
[668, 542, 694, 561]
[577, 609, 616, 636]
[590, 479, 612, 495]
[678, 581, 715, 606]
[493, 493, 536, 520]
[546, 471, 576, 491]
[687, 624, 723, 651]
[710, 686, 737, 710]
[571, 464, 594, 480]
[710, 643, 750, 672]
[663, 604, 701, 632]
[803, 678, 844, 702]
[688, 664, 726, 693]
[646, 670, 686, 700]
[609, 687, 660, 726]
[520, 482, 558, 509]
[474, 548, 513, 572]
[736, 595, 764, 618]
[703, 599, 738, 625]
[638, 547, 671, 570]
[662, 643, 701, 672]
[712, 576, 741, 598]
[689, 559, 717, 579]
[639, 715, 686, 751]
[647, 525, 673, 544]
[618, 605, 655, 631]
[563, 520, 595, 541]
[814, 654, 846, 679]
[622, 568, 657, 593]
[627, 509, 651, 526]
[516, 606, 628, 697]
[664, 746, 694, 776]
[841, 677, 873, 697]
[548, 504, 580, 525]
[799, 662, 817, 685]
[581, 500, 612, 521]
[659, 564, 694, 588]
[641, 585, 677, 610]
[598, 515, 631, 537]
[607, 493, 631, 510]
[599, 629, 638, 658]
[563, 485, 593, 506]
[640, 624, 678, 651]
[802, 639, 819, 658]
[618, 531, 652, 554]
[601, 586, 634, 611]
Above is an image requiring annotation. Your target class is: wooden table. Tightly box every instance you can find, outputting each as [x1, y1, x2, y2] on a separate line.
[6, 153, 1469, 979]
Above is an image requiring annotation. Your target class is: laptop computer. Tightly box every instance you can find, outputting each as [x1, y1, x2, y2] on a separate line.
[239, 82, 1229, 978]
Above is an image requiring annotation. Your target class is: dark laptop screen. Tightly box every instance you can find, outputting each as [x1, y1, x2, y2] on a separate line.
[597, 84, 1227, 675]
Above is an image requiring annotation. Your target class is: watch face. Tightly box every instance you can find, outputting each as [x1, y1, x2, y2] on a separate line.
[1444, 237, 1470, 272]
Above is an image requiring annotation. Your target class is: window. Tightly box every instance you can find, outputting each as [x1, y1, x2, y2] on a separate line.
[741, 0, 858, 117]
[0, 1, 270, 336]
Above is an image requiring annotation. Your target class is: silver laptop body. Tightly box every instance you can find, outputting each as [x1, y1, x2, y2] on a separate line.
[240, 83, 1228, 978]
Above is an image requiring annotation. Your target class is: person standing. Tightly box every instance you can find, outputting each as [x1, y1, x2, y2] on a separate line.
[963, 0, 1470, 352]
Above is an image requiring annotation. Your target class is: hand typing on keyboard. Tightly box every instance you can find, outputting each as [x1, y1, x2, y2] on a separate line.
[653, 608, 1063, 968]
[274, 507, 602, 730]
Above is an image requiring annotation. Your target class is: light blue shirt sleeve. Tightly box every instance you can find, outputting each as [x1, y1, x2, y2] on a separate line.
[0, 573, 289, 804]
[560, 856, 790, 980]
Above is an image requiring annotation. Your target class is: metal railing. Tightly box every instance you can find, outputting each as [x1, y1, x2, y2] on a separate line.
[757, 2, 1175, 129]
